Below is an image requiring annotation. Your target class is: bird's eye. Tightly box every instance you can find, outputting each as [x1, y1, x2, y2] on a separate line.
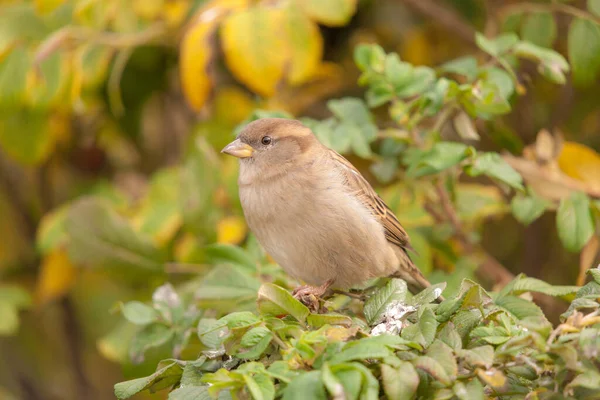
[261, 136, 272, 145]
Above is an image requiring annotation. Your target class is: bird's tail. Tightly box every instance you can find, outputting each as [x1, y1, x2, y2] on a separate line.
[390, 249, 444, 303]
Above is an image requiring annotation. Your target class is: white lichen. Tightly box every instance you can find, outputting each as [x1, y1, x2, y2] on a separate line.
[370, 300, 417, 336]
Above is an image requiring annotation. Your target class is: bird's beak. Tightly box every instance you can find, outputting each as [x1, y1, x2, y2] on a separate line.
[221, 139, 254, 158]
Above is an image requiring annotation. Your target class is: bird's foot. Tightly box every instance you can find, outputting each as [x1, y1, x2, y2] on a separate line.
[292, 279, 334, 313]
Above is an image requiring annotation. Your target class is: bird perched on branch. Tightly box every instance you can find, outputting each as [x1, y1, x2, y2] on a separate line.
[222, 118, 435, 310]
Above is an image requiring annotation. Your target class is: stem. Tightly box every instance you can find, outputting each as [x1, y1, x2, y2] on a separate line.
[498, 2, 600, 25]
[108, 48, 133, 117]
[396, 0, 476, 46]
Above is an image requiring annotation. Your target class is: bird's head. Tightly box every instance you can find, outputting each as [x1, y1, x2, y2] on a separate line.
[221, 118, 318, 168]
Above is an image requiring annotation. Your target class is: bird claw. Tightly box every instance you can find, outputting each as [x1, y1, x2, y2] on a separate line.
[292, 280, 334, 313]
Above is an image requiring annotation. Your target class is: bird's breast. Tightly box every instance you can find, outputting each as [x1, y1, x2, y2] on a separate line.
[238, 169, 397, 288]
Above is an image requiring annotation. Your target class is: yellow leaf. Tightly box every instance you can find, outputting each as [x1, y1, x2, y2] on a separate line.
[180, 0, 249, 111]
[217, 216, 247, 245]
[298, 0, 358, 27]
[558, 142, 600, 192]
[133, 0, 164, 20]
[214, 85, 255, 124]
[283, 3, 323, 84]
[221, 6, 287, 96]
[180, 15, 218, 111]
[36, 248, 76, 305]
[164, 0, 191, 27]
[35, 0, 66, 15]
[476, 368, 507, 389]
[401, 27, 434, 66]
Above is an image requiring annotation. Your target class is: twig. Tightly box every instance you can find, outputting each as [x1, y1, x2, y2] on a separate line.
[498, 2, 600, 26]
[108, 48, 133, 117]
[397, 0, 476, 46]
[60, 297, 93, 399]
[427, 181, 515, 287]
[0, 156, 37, 240]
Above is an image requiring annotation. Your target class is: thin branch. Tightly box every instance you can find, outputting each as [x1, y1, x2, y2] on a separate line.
[428, 181, 515, 287]
[0, 157, 37, 240]
[108, 48, 133, 117]
[498, 2, 600, 26]
[397, 0, 476, 46]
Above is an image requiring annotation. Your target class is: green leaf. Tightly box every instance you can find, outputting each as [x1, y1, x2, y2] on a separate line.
[204, 244, 257, 270]
[405, 142, 470, 178]
[36, 205, 69, 254]
[168, 386, 212, 400]
[220, 311, 261, 329]
[437, 322, 463, 350]
[121, 302, 158, 325]
[499, 275, 579, 298]
[198, 318, 227, 349]
[454, 379, 484, 400]
[0, 303, 19, 336]
[180, 358, 207, 387]
[354, 44, 386, 72]
[557, 191, 594, 252]
[381, 362, 419, 400]
[196, 264, 261, 302]
[328, 97, 374, 127]
[589, 267, 600, 284]
[426, 340, 458, 379]
[65, 198, 166, 272]
[130, 324, 175, 363]
[475, 33, 518, 56]
[466, 152, 524, 190]
[384, 53, 413, 88]
[257, 283, 310, 323]
[589, 0, 600, 16]
[329, 340, 394, 364]
[511, 194, 548, 225]
[495, 295, 544, 320]
[321, 363, 346, 400]
[330, 364, 362, 400]
[238, 327, 273, 360]
[363, 279, 408, 325]
[456, 346, 494, 368]
[419, 307, 439, 347]
[0, 107, 56, 166]
[513, 41, 569, 71]
[282, 371, 326, 400]
[300, 0, 358, 27]
[114, 362, 183, 399]
[483, 67, 514, 100]
[0, 47, 29, 106]
[440, 57, 478, 81]
[521, 12, 557, 48]
[412, 356, 451, 386]
[0, 285, 32, 309]
[409, 283, 446, 306]
[243, 373, 275, 400]
[307, 313, 353, 328]
[568, 18, 600, 86]
[396, 66, 436, 98]
[0, 4, 48, 54]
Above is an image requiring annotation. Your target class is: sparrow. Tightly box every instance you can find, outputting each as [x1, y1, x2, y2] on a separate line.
[221, 118, 434, 308]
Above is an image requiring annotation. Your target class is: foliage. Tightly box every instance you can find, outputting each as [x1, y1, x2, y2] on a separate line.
[2, 0, 600, 399]
[113, 268, 600, 400]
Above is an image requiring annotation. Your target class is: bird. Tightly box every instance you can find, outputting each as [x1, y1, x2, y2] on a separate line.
[221, 118, 435, 308]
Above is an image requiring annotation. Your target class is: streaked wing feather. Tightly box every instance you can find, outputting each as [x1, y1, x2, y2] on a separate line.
[327, 149, 411, 250]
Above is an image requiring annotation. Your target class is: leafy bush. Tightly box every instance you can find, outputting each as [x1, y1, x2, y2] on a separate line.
[3, 1, 600, 399]
[114, 267, 600, 400]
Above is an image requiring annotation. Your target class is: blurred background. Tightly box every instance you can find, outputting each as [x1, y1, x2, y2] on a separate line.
[1, 0, 600, 399]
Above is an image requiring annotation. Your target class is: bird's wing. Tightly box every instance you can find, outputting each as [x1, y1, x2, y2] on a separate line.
[327, 148, 412, 251]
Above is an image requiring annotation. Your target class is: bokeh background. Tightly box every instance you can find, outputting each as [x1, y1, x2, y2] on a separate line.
[1, 0, 600, 399]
